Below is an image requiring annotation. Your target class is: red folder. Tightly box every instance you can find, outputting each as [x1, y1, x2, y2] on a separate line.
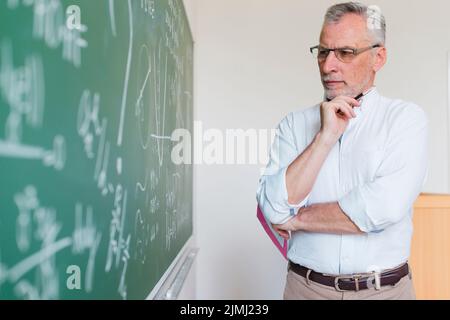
[257, 205, 288, 259]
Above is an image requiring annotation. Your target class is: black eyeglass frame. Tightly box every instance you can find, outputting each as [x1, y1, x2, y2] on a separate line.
[310, 44, 382, 62]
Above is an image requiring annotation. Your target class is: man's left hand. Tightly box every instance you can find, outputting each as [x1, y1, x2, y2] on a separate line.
[272, 215, 301, 240]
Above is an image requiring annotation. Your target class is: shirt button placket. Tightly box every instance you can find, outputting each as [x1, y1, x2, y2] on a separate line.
[338, 135, 346, 274]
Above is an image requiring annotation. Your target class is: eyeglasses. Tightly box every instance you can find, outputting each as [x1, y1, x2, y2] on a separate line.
[310, 44, 382, 63]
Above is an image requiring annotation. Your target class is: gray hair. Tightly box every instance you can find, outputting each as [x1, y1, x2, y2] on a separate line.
[324, 2, 386, 45]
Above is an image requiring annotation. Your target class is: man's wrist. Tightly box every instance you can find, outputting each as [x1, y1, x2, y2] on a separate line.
[315, 130, 337, 148]
[293, 207, 306, 231]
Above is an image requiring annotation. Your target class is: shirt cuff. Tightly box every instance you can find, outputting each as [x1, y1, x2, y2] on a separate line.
[338, 189, 380, 233]
[263, 166, 309, 224]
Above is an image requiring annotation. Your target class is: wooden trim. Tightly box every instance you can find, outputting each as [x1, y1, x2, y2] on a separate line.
[414, 193, 450, 209]
[411, 197, 450, 299]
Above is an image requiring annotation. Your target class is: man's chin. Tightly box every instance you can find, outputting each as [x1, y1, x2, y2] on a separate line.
[324, 89, 340, 100]
[325, 88, 355, 100]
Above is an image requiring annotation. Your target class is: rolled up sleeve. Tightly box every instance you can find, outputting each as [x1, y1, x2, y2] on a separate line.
[256, 112, 310, 224]
[338, 105, 428, 233]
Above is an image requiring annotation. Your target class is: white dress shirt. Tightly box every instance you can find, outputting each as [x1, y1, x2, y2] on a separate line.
[256, 87, 428, 275]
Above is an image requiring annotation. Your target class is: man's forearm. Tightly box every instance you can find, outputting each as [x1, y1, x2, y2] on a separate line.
[286, 131, 335, 204]
[275, 202, 363, 235]
[297, 202, 363, 234]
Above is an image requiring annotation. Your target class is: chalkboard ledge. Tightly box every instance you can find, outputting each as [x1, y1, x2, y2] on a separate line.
[148, 238, 198, 300]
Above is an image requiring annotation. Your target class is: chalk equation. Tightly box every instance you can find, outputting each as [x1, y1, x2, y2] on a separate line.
[77, 90, 114, 196]
[7, 0, 88, 68]
[0, 40, 66, 170]
[0, 186, 101, 299]
[105, 184, 131, 300]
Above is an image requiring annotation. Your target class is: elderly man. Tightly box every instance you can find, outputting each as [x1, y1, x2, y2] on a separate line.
[256, 2, 428, 300]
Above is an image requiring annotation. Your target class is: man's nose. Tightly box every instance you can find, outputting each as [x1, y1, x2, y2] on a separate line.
[321, 51, 340, 73]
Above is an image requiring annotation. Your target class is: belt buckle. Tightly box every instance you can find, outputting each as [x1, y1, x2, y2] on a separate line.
[334, 275, 348, 292]
[334, 274, 362, 292]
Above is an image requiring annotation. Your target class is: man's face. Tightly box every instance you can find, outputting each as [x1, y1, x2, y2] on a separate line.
[319, 14, 381, 100]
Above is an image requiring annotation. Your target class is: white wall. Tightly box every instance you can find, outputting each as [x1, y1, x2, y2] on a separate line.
[190, 0, 450, 299]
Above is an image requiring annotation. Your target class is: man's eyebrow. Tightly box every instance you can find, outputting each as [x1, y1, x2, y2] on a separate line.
[319, 44, 357, 49]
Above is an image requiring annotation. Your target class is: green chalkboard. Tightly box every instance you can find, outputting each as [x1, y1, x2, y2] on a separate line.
[0, 0, 193, 299]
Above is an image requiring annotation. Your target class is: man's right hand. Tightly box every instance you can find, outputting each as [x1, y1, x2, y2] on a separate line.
[319, 96, 361, 144]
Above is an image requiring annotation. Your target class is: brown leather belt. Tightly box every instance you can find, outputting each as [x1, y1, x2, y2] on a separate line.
[288, 261, 410, 292]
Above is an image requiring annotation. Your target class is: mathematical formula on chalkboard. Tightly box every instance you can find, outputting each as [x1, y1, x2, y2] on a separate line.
[0, 0, 193, 300]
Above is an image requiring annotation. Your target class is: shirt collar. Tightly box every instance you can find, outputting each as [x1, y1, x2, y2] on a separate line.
[354, 86, 378, 115]
[344, 86, 378, 131]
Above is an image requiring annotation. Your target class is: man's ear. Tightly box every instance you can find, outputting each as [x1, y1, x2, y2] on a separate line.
[373, 46, 387, 72]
